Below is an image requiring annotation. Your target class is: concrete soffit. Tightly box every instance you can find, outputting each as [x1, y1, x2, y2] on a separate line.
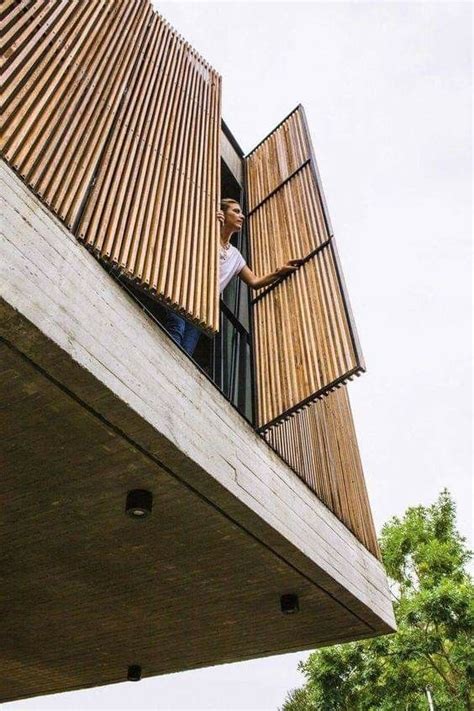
[0, 160, 395, 701]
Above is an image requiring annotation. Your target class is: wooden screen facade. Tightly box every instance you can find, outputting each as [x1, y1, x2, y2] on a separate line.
[1, 0, 221, 332]
[264, 390, 379, 557]
[245, 106, 365, 430]
[2, 3, 379, 557]
[246, 106, 378, 557]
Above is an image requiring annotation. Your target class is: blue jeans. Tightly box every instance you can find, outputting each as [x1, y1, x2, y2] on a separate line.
[164, 309, 200, 356]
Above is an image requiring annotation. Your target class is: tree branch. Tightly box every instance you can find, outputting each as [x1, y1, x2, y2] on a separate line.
[423, 653, 457, 695]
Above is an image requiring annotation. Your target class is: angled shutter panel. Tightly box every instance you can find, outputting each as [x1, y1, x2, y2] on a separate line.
[245, 105, 364, 429]
[2, 0, 151, 226]
[264, 389, 380, 558]
[77, 16, 221, 332]
[2, 0, 221, 332]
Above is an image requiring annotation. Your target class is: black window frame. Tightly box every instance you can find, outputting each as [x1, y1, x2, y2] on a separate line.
[101, 122, 257, 428]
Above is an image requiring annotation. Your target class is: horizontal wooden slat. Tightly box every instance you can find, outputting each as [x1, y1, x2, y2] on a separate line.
[265, 388, 380, 558]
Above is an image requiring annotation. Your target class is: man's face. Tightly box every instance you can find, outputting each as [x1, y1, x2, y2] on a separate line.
[225, 203, 245, 231]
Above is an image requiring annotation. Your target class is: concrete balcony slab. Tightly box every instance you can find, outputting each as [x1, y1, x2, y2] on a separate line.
[0, 161, 395, 702]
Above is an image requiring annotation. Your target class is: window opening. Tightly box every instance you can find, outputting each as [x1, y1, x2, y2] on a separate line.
[212, 159, 254, 423]
[106, 158, 255, 426]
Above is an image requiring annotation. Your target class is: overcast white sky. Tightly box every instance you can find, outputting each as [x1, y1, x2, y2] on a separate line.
[6, 2, 472, 710]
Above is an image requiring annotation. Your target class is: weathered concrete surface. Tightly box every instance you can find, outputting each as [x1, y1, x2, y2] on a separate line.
[0, 161, 395, 702]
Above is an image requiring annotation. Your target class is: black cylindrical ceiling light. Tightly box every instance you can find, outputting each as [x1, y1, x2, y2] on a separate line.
[125, 489, 153, 519]
[280, 593, 299, 614]
[127, 664, 142, 681]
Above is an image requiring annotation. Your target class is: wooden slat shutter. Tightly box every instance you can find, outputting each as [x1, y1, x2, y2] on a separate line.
[264, 389, 380, 558]
[245, 105, 365, 430]
[1, 0, 221, 332]
[2, 0, 151, 226]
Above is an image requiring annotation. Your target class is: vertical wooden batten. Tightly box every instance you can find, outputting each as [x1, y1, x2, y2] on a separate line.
[2, 4, 378, 558]
[1, 0, 222, 333]
[2, 0, 151, 225]
[75, 13, 221, 333]
[245, 106, 376, 556]
[264, 389, 380, 559]
[244, 105, 365, 430]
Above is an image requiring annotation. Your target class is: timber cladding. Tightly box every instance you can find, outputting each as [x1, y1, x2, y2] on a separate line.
[245, 106, 365, 430]
[245, 107, 377, 558]
[1, 0, 221, 332]
[252, 252, 358, 429]
[264, 388, 380, 559]
[2, 5, 379, 560]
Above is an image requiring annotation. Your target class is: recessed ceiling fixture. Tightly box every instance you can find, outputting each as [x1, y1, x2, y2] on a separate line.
[127, 664, 142, 682]
[125, 489, 153, 518]
[280, 593, 299, 614]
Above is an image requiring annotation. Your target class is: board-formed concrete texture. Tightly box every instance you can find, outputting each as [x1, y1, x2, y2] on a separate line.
[0, 161, 395, 702]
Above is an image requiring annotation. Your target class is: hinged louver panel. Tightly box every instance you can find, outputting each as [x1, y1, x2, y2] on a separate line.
[253, 251, 360, 429]
[245, 105, 365, 429]
[1, 0, 221, 332]
[77, 16, 221, 332]
[264, 388, 380, 558]
[249, 163, 330, 276]
[246, 112, 311, 213]
[1, 0, 151, 226]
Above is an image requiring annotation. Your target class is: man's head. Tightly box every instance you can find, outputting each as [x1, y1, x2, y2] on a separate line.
[220, 198, 244, 233]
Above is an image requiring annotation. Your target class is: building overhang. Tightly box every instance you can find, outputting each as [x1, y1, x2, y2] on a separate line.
[0, 162, 395, 702]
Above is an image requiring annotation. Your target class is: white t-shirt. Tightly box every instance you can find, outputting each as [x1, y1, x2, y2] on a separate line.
[219, 243, 246, 293]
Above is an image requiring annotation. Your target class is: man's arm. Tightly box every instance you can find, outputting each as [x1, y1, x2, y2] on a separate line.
[238, 259, 303, 291]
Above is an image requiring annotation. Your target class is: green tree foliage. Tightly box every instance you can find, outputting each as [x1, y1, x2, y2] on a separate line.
[282, 490, 473, 710]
